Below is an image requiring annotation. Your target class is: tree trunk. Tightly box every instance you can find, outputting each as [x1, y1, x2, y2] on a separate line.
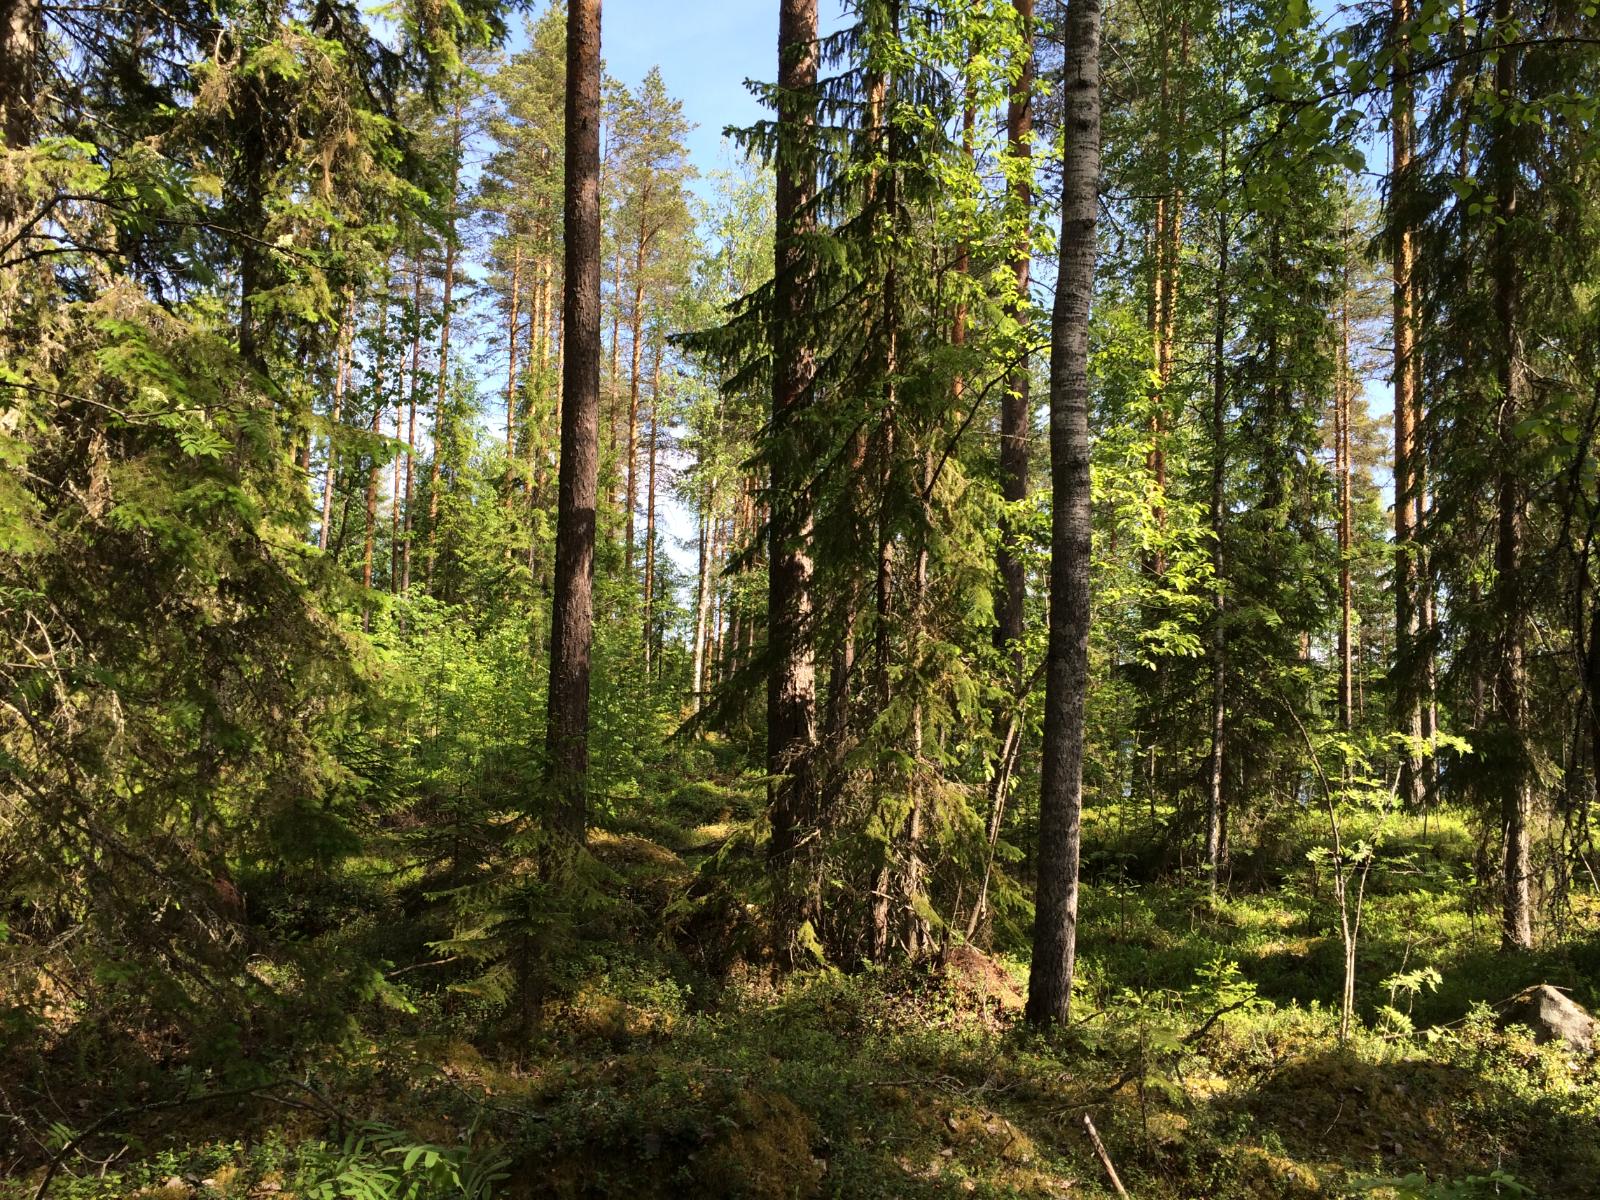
[1392, 0, 1426, 807]
[625, 223, 649, 576]
[401, 259, 422, 593]
[319, 291, 354, 551]
[540, 252, 553, 374]
[643, 335, 662, 671]
[427, 102, 463, 591]
[996, 0, 1034, 682]
[506, 239, 523, 488]
[362, 287, 389, 632]
[391, 388, 403, 589]
[693, 503, 713, 703]
[545, 0, 602, 842]
[1491, 0, 1532, 951]
[1338, 206, 1354, 732]
[0, 0, 41, 325]
[1026, 0, 1101, 1028]
[0, 0, 39, 152]
[767, 0, 822, 968]
[1206, 129, 1230, 890]
[526, 247, 545, 506]
[608, 243, 623, 472]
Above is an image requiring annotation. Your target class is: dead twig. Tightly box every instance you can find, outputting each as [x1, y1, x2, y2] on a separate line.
[1081, 1113, 1130, 1198]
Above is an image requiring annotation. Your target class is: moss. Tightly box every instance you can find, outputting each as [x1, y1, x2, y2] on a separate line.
[1229, 1146, 1324, 1198]
[692, 1091, 824, 1200]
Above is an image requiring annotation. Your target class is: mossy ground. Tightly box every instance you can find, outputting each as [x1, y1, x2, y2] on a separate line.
[5, 802, 1598, 1200]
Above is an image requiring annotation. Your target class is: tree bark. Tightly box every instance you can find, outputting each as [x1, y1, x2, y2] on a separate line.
[608, 242, 623, 473]
[767, 0, 822, 968]
[506, 239, 523, 485]
[545, 0, 602, 842]
[643, 334, 662, 671]
[1392, 0, 1426, 807]
[319, 291, 354, 552]
[401, 259, 422, 593]
[692, 504, 713, 702]
[1338, 206, 1354, 733]
[625, 219, 650, 576]
[362, 287, 389, 632]
[1206, 128, 1229, 890]
[391, 387, 403, 589]
[1491, 0, 1532, 951]
[427, 101, 463, 591]
[0, 0, 41, 322]
[996, 0, 1033, 681]
[1026, 0, 1101, 1027]
[0, 0, 39, 152]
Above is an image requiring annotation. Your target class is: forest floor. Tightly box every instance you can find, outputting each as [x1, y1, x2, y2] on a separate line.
[5, 793, 1600, 1200]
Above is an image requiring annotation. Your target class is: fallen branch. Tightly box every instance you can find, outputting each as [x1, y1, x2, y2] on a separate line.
[1081, 1113, 1130, 1198]
[1182, 998, 1253, 1045]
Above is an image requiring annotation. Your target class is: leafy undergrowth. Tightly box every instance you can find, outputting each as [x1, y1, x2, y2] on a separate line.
[5, 806, 1599, 1199]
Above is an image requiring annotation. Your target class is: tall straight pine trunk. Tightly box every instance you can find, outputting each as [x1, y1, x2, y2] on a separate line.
[427, 102, 463, 591]
[1337, 205, 1354, 733]
[1391, 0, 1426, 807]
[996, 0, 1033, 681]
[1026, 0, 1101, 1027]
[401, 259, 423, 593]
[643, 336, 662, 671]
[545, 0, 602, 841]
[362, 285, 389, 632]
[625, 227, 649, 575]
[319, 291, 354, 551]
[767, 0, 822, 967]
[506, 239, 523, 489]
[1491, 0, 1533, 951]
[1206, 125, 1230, 888]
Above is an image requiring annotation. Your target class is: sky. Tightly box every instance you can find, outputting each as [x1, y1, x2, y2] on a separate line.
[504, 1, 852, 202]
[488, 3, 857, 584]
[592, 2, 771, 193]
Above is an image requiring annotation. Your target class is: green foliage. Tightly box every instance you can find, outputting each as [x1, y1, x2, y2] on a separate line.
[1354, 1170, 1532, 1199]
[298, 1122, 510, 1200]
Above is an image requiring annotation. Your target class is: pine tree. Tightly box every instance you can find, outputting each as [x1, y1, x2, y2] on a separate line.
[545, 0, 603, 842]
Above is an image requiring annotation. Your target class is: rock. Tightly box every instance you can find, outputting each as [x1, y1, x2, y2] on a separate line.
[1500, 984, 1596, 1054]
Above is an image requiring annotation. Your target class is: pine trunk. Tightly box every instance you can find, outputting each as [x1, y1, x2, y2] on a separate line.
[545, 0, 603, 841]
[1338, 209, 1354, 732]
[625, 263, 646, 576]
[362, 287, 389, 632]
[319, 291, 354, 552]
[643, 337, 662, 671]
[1206, 129, 1230, 890]
[427, 104, 463, 591]
[506, 240, 523, 488]
[401, 260, 422, 593]
[693, 503, 713, 703]
[767, 0, 822, 968]
[1491, 0, 1532, 951]
[1392, 0, 1426, 807]
[996, 0, 1034, 681]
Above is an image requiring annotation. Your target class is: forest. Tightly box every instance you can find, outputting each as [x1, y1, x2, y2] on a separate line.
[2, 0, 1600, 1195]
